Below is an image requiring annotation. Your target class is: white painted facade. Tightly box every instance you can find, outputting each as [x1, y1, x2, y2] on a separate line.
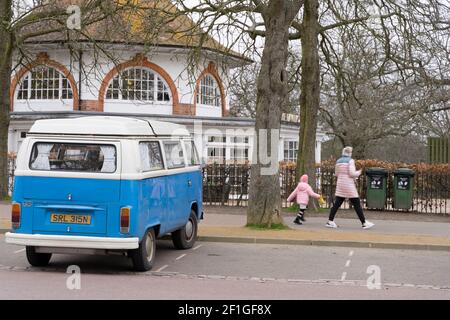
[11, 46, 229, 117]
[9, 113, 326, 165]
[8, 44, 325, 164]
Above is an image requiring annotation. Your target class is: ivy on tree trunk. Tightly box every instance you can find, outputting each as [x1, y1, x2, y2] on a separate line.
[0, 0, 13, 199]
[297, 0, 320, 196]
[247, 0, 301, 227]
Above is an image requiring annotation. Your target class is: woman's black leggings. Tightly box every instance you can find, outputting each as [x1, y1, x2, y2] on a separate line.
[328, 196, 366, 224]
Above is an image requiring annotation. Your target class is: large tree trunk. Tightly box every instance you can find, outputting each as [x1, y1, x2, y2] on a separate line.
[296, 0, 320, 192]
[0, 0, 13, 199]
[247, 1, 295, 226]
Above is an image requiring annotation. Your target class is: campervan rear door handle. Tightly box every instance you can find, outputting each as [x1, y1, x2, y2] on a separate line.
[187, 180, 192, 187]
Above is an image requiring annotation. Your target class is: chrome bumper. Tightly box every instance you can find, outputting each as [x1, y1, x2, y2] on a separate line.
[5, 232, 139, 250]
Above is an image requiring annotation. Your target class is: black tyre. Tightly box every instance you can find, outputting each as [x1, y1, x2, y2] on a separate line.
[130, 228, 156, 272]
[172, 210, 198, 250]
[26, 246, 52, 267]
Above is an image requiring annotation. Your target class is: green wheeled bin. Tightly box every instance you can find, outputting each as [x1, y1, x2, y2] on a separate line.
[365, 167, 388, 209]
[393, 168, 415, 210]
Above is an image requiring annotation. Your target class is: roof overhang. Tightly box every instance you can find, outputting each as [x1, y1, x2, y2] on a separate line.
[11, 111, 305, 131]
[20, 41, 254, 68]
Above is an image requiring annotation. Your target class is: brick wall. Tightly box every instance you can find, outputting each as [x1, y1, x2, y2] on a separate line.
[79, 100, 101, 112]
[173, 103, 195, 115]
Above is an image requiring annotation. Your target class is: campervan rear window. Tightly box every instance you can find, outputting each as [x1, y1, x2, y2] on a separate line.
[29, 142, 117, 173]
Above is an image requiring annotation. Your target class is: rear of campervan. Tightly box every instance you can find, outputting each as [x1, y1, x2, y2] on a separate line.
[5, 116, 203, 271]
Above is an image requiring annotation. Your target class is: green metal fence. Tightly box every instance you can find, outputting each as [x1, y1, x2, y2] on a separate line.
[7, 159, 449, 214]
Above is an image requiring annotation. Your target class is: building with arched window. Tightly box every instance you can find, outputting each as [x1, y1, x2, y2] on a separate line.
[8, 2, 325, 164]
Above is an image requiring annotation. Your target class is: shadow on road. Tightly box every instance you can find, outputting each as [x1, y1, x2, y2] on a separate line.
[23, 240, 177, 274]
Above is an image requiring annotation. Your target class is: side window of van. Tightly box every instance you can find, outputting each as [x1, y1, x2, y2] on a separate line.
[139, 142, 164, 171]
[29, 142, 116, 173]
[184, 141, 200, 166]
[163, 141, 185, 169]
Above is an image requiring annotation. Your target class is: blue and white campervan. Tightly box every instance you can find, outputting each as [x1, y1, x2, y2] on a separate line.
[5, 116, 203, 271]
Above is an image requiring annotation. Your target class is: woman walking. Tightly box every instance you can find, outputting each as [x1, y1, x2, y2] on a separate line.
[326, 147, 374, 229]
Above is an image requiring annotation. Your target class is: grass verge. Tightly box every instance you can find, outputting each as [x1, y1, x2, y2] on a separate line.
[283, 204, 329, 214]
[246, 223, 290, 230]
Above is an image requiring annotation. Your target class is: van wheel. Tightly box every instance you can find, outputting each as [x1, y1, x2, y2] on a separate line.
[26, 246, 52, 267]
[130, 228, 156, 272]
[172, 210, 198, 250]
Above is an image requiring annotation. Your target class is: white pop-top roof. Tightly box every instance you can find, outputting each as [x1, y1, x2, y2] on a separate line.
[28, 116, 190, 137]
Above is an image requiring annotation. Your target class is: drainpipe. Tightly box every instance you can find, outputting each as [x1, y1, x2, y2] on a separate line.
[78, 50, 83, 111]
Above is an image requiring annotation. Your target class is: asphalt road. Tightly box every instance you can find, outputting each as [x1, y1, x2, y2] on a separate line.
[0, 235, 449, 300]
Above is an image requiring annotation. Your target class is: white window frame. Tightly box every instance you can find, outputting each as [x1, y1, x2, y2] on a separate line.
[17, 66, 73, 101]
[105, 67, 171, 103]
[284, 140, 298, 162]
[230, 135, 250, 163]
[196, 74, 221, 107]
[230, 147, 249, 163]
[207, 147, 226, 164]
[207, 135, 226, 143]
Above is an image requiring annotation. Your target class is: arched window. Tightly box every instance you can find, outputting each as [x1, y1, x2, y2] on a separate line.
[106, 68, 171, 102]
[197, 74, 220, 107]
[17, 66, 73, 100]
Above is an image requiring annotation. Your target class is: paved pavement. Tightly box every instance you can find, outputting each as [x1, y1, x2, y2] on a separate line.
[198, 207, 450, 251]
[2, 203, 450, 251]
[203, 208, 450, 237]
[0, 203, 9, 232]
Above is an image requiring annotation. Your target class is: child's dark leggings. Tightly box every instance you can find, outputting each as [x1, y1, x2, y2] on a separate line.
[328, 196, 366, 224]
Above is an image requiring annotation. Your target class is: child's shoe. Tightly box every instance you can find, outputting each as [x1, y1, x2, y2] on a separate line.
[293, 218, 302, 225]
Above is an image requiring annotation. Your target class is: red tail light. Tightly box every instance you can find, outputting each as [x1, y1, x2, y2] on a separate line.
[120, 207, 130, 233]
[12, 203, 21, 229]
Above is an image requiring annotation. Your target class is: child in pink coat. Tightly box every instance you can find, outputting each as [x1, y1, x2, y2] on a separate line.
[287, 174, 321, 225]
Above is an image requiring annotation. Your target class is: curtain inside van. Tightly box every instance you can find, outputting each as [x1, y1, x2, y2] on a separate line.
[100, 146, 116, 173]
[31, 143, 53, 170]
[139, 142, 164, 171]
[30, 142, 116, 173]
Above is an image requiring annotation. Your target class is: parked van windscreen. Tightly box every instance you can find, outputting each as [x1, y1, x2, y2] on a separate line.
[30, 142, 117, 173]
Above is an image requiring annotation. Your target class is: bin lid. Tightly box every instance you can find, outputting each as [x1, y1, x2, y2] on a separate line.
[394, 168, 415, 177]
[365, 167, 388, 176]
